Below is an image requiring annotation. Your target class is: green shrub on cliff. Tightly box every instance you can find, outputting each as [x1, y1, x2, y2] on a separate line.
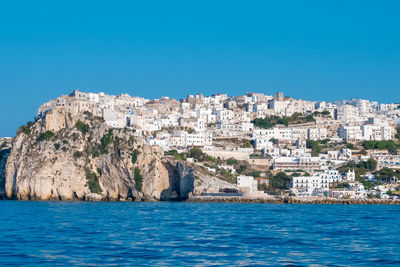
[90, 144, 101, 158]
[73, 151, 83, 159]
[37, 131, 54, 142]
[17, 121, 35, 135]
[113, 136, 120, 152]
[100, 129, 113, 154]
[226, 157, 238, 165]
[131, 149, 140, 164]
[134, 167, 143, 192]
[85, 167, 102, 194]
[75, 120, 90, 135]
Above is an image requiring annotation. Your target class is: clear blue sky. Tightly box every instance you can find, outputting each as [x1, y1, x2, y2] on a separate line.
[1, 0, 399, 137]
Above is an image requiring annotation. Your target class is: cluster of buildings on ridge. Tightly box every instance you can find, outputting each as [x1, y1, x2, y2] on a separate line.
[36, 90, 400, 199]
[0, 137, 12, 150]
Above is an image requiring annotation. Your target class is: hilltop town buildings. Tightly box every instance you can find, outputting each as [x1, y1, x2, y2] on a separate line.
[36, 89, 400, 199]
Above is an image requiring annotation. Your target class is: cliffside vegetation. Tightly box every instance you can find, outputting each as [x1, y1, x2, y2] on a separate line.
[37, 131, 54, 141]
[134, 167, 143, 192]
[75, 120, 90, 135]
[84, 167, 102, 194]
[362, 140, 398, 155]
[4, 109, 197, 201]
[252, 113, 315, 128]
[17, 121, 35, 135]
[131, 149, 140, 164]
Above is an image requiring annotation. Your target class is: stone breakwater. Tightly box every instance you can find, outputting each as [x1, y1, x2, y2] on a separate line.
[187, 195, 400, 205]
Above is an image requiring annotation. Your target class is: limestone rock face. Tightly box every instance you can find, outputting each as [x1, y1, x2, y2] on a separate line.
[4, 110, 194, 201]
[0, 148, 10, 199]
[44, 109, 77, 132]
[193, 175, 238, 195]
[160, 160, 195, 201]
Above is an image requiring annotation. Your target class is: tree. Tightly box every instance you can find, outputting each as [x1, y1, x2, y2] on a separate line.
[247, 170, 261, 177]
[258, 183, 269, 191]
[304, 115, 315, 122]
[335, 182, 350, 188]
[346, 143, 355, 149]
[291, 112, 302, 120]
[321, 138, 331, 144]
[307, 140, 321, 156]
[236, 165, 247, 174]
[376, 167, 394, 182]
[251, 117, 275, 129]
[277, 117, 290, 127]
[363, 141, 376, 150]
[244, 140, 252, 148]
[376, 141, 387, 150]
[362, 140, 398, 154]
[270, 172, 291, 190]
[167, 149, 178, 156]
[386, 141, 397, 155]
[366, 158, 377, 171]
[226, 157, 238, 165]
[395, 126, 400, 140]
[188, 148, 205, 160]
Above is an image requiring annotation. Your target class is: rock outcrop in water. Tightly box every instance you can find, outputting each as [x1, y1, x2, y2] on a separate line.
[3, 109, 195, 201]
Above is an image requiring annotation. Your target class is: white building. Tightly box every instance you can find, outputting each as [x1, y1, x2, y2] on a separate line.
[336, 105, 359, 123]
[361, 124, 393, 141]
[320, 169, 342, 183]
[308, 128, 327, 140]
[237, 175, 258, 194]
[338, 124, 363, 142]
[273, 156, 321, 171]
[291, 175, 329, 196]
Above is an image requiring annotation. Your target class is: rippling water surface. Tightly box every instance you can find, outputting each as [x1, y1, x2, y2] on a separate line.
[0, 201, 399, 266]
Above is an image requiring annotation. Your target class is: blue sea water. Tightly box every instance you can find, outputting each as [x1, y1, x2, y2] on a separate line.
[0, 201, 399, 266]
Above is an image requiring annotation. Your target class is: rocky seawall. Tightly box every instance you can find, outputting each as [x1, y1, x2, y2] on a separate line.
[187, 195, 400, 205]
[2, 109, 195, 201]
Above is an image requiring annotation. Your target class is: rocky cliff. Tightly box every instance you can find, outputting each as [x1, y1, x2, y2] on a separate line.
[0, 148, 10, 199]
[3, 109, 195, 201]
